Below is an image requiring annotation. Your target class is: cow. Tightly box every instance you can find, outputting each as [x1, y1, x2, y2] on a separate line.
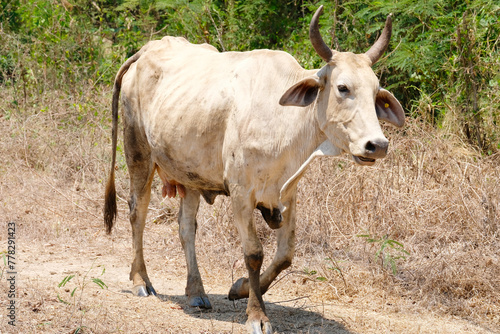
[104, 6, 404, 334]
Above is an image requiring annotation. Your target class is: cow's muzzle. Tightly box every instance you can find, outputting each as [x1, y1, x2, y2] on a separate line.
[364, 138, 389, 158]
[353, 138, 389, 165]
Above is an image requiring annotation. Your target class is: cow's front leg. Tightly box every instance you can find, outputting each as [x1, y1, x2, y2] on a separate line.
[231, 192, 272, 334]
[229, 192, 297, 300]
[178, 188, 211, 309]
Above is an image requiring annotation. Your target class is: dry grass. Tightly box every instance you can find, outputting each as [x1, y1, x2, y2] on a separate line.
[293, 119, 500, 328]
[0, 80, 499, 333]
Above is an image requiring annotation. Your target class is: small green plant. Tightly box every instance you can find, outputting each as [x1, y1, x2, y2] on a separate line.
[57, 260, 108, 331]
[0, 250, 6, 280]
[58, 262, 107, 304]
[323, 257, 347, 288]
[302, 256, 347, 288]
[357, 233, 410, 275]
[303, 267, 325, 282]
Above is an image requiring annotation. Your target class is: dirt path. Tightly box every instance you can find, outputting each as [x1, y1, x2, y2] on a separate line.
[1, 213, 494, 333]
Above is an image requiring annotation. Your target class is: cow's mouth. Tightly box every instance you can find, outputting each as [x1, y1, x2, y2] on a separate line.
[353, 155, 376, 166]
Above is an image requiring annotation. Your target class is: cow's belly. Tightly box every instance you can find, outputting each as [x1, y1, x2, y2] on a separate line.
[151, 146, 225, 192]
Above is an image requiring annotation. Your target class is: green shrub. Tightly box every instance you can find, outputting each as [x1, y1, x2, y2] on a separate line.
[0, 0, 498, 151]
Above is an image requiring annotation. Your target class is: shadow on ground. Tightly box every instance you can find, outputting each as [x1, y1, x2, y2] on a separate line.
[148, 292, 353, 333]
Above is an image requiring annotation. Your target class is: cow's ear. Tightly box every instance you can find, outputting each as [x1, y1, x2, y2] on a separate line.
[279, 77, 322, 107]
[375, 88, 405, 127]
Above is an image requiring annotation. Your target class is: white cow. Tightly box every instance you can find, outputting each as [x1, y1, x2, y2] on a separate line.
[104, 6, 404, 333]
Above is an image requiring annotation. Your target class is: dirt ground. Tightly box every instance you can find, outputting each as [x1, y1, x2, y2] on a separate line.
[0, 163, 497, 334]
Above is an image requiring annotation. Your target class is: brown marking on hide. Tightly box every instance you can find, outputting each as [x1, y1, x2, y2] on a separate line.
[257, 204, 283, 229]
[245, 253, 264, 272]
[126, 128, 143, 163]
[201, 189, 228, 205]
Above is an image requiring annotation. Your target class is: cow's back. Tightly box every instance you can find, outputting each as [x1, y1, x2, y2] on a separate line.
[120, 36, 314, 196]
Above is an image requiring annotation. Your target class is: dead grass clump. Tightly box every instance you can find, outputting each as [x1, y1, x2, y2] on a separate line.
[294, 118, 499, 329]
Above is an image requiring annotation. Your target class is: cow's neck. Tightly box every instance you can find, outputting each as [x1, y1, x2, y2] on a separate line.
[279, 139, 340, 210]
[276, 102, 335, 207]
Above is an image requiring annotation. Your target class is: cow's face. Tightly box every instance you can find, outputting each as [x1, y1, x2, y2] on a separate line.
[280, 53, 404, 165]
[279, 5, 404, 165]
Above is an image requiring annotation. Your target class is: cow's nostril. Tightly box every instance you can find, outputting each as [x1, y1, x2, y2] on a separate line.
[364, 139, 388, 157]
[365, 141, 377, 153]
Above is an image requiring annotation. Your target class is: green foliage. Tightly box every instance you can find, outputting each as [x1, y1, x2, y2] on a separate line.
[334, 0, 500, 151]
[446, 5, 500, 151]
[0, 0, 498, 151]
[358, 233, 410, 275]
[0, 0, 21, 31]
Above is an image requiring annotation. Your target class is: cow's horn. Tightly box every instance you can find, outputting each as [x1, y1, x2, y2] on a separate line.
[309, 5, 333, 62]
[365, 14, 393, 65]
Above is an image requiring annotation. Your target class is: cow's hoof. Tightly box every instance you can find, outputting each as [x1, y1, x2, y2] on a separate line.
[188, 295, 212, 309]
[228, 277, 249, 300]
[247, 319, 273, 334]
[132, 285, 157, 297]
[147, 285, 157, 296]
[132, 285, 149, 297]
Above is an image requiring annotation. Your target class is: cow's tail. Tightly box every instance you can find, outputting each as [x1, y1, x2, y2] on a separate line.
[104, 50, 144, 234]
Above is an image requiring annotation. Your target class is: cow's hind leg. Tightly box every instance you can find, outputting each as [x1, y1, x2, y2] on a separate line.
[229, 192, 297, 300]
[125, 124, 156, 297]
[178, 188, 211, 308]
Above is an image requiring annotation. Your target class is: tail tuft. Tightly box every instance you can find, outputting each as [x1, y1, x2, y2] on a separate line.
[104, 170, 117, 234]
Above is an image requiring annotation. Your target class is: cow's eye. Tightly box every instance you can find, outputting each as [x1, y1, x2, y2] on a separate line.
[337, 85, 349, 93]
